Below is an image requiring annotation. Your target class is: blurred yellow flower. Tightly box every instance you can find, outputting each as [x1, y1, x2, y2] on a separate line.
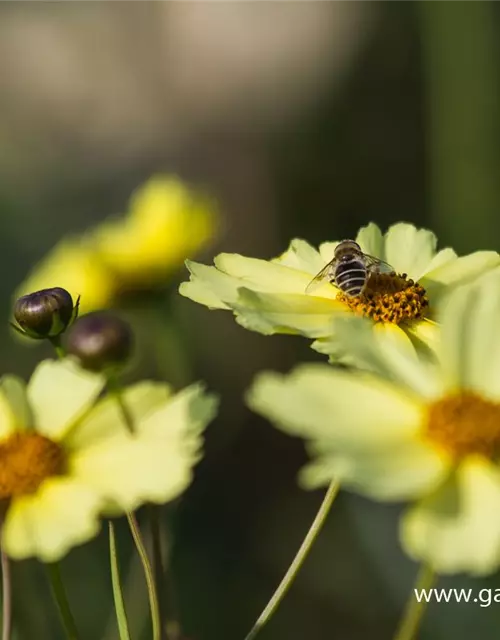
[0, 359, 112, 561]
[95, 176, 217, 289]
[248, 273, 500, 576]
[0, 358, 217, 561]
[72, 381, 219, 513]
[15, 239, 115, 316]
[15, 176, 217, 314]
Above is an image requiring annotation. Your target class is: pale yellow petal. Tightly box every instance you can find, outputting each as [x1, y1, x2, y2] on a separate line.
[2, 478, 102, 561]
[179, 261, 237, 309]
[331, 316, 442, 399]
[405, 319, 441, 358]
[300, 439, 449, 501]
[71, 437, 193, 513]
[437, 281, 472, 391]
[303, 278, 339, 299]
[137, 383, 218, 443]
[28, 359, 105, 441]
[383, 223, 437, 280]
[65, 381, 172, 450]
[120, 441, 194, 508]
[401, 457, 500, 575]
[355, 223, 384, 258]
[0, 376, 30, 439]
[181, 250, 319, 313]
[420, 251, 500, 302]
[318, 241, 338, 263]
[373, 321, 417, 356]
[0, 376, 32, 431]
[247, 364, 424, 450]
[420, 247, 457, 277]
[234, 289, 343, 337]
[215, 253, 314, 293]
[437, 273, 500, 400]
[273, 239, 325, 274]
[71, 383, 215, 512]
[0, 400, 18, 440]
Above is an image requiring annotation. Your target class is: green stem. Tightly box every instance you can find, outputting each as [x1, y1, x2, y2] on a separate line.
[1, 549, 11, 640]
[127, 513, 161, 640]
[109, 522, 132, 640]
[45, 563, 80, 640]
[393, 564, 436, 640]
[109, 379, 161, 640]
[150, 508, 168, 640]
[107, 376, 135, 435]
[148, 295, 187, 640]
[242, 479, 340, 640]
[149, 507, 181, 640]
[49, 336, 66, 360]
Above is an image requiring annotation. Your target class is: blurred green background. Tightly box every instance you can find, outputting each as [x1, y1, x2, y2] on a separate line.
[2, 2, 500, 639]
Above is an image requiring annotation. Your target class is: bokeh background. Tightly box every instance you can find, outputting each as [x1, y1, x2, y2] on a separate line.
[2, 2, 500, 639]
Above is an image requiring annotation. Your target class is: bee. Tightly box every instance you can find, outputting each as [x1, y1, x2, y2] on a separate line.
[305, 239, 393, 296]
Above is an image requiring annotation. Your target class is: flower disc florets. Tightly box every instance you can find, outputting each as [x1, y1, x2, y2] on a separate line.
[336, 272, 429, 324]
[0, 433, 65, 499]
[426, 392, 500, 458]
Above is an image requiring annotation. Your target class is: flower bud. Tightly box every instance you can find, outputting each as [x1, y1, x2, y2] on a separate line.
[65, 312, 133, 372]
[13, 287, 77, 339]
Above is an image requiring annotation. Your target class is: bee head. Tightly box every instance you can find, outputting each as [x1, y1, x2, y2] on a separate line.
[334, 239, 361, 259]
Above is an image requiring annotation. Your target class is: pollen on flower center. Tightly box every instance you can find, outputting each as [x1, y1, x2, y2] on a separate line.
[0, 433, 66, 499]
[336, 272, 429, 324]
[426, 393, 500, 458]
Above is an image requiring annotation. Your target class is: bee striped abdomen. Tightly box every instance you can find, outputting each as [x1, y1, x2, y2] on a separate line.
[334, 259, 367, 296]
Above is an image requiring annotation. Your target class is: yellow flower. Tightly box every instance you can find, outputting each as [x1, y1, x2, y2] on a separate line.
[0, 359, 217, 561]
[15, 176, 217, 314]
[71, 381, 218, 513]
[16, 238, 115, 315]
[0, 359, 112, 560]
[180, 222, 500, 357]
[247, 273, 500, 575]
[94, 176, 217, 289]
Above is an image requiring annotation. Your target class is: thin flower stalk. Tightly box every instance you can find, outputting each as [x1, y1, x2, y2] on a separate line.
[393, 564, 436, 640]
[111, 380, 162, 640]
[46, 563, 80, 640]
[1, 548, 11, 640]
[109, 521, 131, 640]
[243, 480, 340, 640]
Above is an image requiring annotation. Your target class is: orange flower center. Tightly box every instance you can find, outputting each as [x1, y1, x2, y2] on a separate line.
[336, 272, 429, 324]
[0, 433, 65, 499]
[426, 392, 500, 458]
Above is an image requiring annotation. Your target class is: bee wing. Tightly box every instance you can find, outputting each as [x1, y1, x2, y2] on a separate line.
[363, 253, 394, 273]
[305, 260, 336, 294]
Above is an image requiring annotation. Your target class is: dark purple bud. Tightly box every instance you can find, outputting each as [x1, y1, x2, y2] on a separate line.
[65, 312, 133, 372]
